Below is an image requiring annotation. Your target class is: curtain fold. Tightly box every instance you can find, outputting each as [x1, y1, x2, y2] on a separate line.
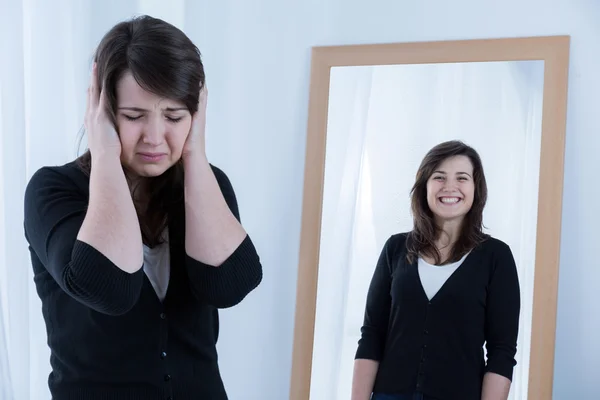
[310, 66, 374, 400]
[1, 1, 31, 399]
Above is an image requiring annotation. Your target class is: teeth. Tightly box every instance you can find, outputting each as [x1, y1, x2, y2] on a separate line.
[440, 197, 459, 204]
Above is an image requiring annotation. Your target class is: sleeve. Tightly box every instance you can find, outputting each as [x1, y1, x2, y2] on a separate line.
[354, 235, 396, 361]
[184, 165, 263, 308]
[484, 241, 521, 380]
[23, 166, 144, 315]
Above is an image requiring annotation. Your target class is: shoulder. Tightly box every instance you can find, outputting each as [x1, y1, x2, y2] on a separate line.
[387, 232, 409, 247]
[382, 232, 410, 259]
[209, 163, 233, 189]
[476, 235, 517, 271]
[24, 160, 89, 231]
[478, 235, 513, 256]
[25, 160, 88, 196]
[207, 163, 240, 214]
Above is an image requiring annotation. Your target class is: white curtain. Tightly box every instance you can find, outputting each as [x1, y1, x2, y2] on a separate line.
[0, 1, 186, 398]
[310, 60, 544, 400]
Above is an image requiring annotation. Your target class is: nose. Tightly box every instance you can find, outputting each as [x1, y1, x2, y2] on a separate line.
[142, 118, 165, 146]
[442, 178, 457, 191]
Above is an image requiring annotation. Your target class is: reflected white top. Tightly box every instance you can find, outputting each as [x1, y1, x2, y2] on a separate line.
[142, 231, 171, 302]
[418, 252, 470, 300]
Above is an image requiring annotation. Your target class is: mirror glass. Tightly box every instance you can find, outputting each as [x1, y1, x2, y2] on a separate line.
[310, 60, 545, 400]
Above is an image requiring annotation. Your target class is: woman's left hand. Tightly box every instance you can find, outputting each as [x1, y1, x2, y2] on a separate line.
[183, 83, 208, 160]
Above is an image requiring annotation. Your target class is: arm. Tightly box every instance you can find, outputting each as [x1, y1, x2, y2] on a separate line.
[23, 166, 144, 315]
[77, 155, 143, 273]
[482, 242, 521, 400]
[183, 154, 262, 308]
[481, 372, 511, 400]
[351, 360, 379, 400]
[351, 236, 395, 400]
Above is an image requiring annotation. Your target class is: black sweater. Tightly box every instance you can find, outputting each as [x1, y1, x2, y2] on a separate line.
[23, 161, 263, 400]
[355, 233, 520, 400]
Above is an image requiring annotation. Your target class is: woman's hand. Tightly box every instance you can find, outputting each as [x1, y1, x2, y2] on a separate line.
[182, 83, 208, 160]
[85, 62, 121, 160]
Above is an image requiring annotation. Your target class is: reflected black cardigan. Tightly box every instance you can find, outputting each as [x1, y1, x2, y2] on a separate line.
[23, 161, 263, 400]
[356, 233, 520, 400]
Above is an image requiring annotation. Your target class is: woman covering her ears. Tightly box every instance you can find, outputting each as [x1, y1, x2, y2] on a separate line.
[23, 15, 262, 400]
[351, 140, 520, 400]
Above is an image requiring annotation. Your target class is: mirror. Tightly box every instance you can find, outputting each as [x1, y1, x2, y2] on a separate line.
[316, 60, 543, 400]
[290, 37, 570, 400]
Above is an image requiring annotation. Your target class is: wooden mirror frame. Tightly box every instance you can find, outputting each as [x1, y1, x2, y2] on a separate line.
[289, 36, 570, 400]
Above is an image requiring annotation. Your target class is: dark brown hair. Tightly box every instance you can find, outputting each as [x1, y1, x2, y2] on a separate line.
[76, 15, 205, 247]
[406, 140, 488, 265]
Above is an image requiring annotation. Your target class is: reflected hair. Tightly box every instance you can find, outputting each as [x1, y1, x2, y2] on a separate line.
[406, 140, 488, 265]
[76, 15, 205, 247]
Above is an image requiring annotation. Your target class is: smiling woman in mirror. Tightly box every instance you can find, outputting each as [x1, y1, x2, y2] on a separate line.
[351, 140, 521, 400]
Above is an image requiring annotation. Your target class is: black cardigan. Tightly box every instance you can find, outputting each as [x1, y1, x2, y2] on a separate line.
[23, 161, 263, 400]
[355, 233, 520, 400]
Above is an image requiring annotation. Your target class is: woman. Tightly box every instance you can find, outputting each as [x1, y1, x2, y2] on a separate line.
[23, 15, 262, 399]
[351, 141, 521, 400]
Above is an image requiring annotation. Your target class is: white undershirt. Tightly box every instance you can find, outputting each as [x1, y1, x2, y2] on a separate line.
[418, 252, 470, 300]
[142, 230, 171, 302]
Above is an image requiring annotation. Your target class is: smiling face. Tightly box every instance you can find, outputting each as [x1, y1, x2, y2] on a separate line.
[426, 155, 475, 223]
[115, 71, 192, 178]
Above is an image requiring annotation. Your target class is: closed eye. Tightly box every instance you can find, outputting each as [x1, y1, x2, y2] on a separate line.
[122, 115, 184, 123]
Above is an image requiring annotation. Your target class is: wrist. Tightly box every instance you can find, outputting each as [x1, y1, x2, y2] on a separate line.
[182, 152, 209, 170]
[90, 152, 122, 169]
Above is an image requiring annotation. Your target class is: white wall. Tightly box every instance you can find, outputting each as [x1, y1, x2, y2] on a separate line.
[36, 0, 600, 398]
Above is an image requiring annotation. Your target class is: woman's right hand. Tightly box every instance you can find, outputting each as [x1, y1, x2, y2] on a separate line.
[84, 62, 121, 160]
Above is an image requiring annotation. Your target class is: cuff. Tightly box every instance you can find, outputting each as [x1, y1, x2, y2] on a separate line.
[185, 235, 263, 308]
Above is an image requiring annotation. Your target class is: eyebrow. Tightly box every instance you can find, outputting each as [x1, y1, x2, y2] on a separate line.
[118, 106, 188, 112]
[433, 170, 473, 178]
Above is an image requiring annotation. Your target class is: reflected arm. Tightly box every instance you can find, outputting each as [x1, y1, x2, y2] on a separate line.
[482, 242, 521, 399]
[351, 359, 379, 400]
[481, 372, 511, 400]
[352, 235, 396, 399]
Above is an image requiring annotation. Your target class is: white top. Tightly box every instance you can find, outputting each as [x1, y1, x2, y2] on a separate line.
[418, 252, 470, 300]
[142, 230, 171, 302]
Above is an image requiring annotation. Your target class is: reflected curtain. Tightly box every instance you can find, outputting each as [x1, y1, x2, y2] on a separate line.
[311, 61, 544, 400]
[310, 66, 375, 399]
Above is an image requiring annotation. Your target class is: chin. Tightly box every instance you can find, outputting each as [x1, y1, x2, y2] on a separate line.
[435, 209, 468, 222]
[130, 164, 171, 178]
[438, 213, 465, 221]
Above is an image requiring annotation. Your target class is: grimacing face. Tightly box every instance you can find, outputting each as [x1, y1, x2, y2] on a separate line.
[426, 155, 475, 223]
[115, 71, 192, 178]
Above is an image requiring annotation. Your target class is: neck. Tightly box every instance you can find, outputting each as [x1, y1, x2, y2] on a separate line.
[434, 218, 463, 250]
[125, 172, 150, 212]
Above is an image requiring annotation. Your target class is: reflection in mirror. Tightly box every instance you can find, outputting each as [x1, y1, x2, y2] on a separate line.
[310, 61, 544, 400]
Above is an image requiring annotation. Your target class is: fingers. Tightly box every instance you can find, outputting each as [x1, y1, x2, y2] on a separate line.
[86, 62, 109, 122]
[86, 63, 98, 120]
[89, 63, 99, 109]
[97, 78, 108, 115]
[189, 81, 207, 135]
[197, 81, 208, 110]
[85, 63, 96, 127]
[201, 81, 208, 99]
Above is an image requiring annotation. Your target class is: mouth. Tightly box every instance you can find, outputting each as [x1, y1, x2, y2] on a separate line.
[138, 152, 167, 162]
[438, 196, 462, 205]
